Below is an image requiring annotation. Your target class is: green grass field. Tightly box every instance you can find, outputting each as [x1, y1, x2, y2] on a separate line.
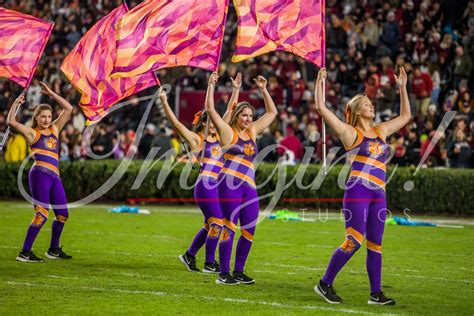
[0, 201, 473, 315]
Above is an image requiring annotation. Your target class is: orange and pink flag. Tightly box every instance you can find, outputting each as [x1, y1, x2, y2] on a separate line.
[111, 0, 229, 78]
[232, 0, 326, 67]
[61, 3, 160, 125]
[0, 7, 53, 88]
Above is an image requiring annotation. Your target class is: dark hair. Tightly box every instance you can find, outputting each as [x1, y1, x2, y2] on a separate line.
[192, 110, 208, 133]
[229, 102, 254, 127]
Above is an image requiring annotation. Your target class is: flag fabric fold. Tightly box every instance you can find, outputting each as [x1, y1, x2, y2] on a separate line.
[60, 3, 160, 124]
[232, 0, 326, 67]
[0, 7, 54, 88]
[111, 0, 229, 78]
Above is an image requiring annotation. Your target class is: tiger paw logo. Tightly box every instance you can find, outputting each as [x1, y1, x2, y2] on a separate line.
[44, 137, 57, 150]
[341, 238, 356, 253]
[219, 227, 231, 242]
[208, 225, 221, 239]
[243, 143, 255, 156]
[211, 145, 222, 159]
[368, 141, 383, 158]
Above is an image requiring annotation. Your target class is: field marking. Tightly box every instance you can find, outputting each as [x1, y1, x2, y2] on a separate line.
[261, 263, 474, 284]
[5, 281, 379, 314]
[3, 245, 472, 287]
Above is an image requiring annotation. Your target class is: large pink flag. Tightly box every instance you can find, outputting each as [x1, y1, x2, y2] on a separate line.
[232, 0, 326, 67]
[0, 8, 53, 88]
[61, 3, 159, 125]
[111, 0, 229, 78]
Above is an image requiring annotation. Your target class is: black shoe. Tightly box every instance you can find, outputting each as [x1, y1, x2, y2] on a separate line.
[179, 252, 200, 272]
[216, 273, 239, 285]
[16, 250, 44, 263]
[202, 261, 220, 273]
[45, 247, 72, 260]
[314, 280, 343, 304]
[233, 271, 255, 284]
[368, 292, 395, 305]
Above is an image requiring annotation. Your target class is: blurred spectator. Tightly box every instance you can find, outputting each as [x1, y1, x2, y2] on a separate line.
[151, 128, 174, 160]
[448, 129, 472, 168]
[411, 65, 433, 117]
[5, 132, 28, 162]
[278, 127, 303, 161]
[138, 123, 156, 159]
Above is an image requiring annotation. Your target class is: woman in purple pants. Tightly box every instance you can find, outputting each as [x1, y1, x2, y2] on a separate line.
[206, 72, 277, 285]
[313, 67, 411, 305]
[7, 82, 73, 262]
[161, 73, 243, 273]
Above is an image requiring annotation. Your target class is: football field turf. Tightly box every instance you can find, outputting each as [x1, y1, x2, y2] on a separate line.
[1, 201, 473, 315]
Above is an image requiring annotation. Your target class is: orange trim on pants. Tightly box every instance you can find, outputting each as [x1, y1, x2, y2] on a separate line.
[223, 219, 236, 231]
[366, 240, 382, 253]
[55, 215, 68, 223]
[240, 229, 254, 242]
[207, 217, 223, 226]
[346, 227, 363, 244]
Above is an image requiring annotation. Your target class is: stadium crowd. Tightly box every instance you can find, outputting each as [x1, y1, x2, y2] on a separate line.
[1, 0, 473, 168]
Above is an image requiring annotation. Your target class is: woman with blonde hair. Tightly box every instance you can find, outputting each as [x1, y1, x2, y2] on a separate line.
[313, 67, 411, 305]
[206, 72, 277, 285]
[7, 82, 73, 262]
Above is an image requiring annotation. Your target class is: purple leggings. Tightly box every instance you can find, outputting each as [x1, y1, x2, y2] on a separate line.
[218, 175, 259, 274]
[22, 167, 69, 251]
[187, 177, 223, 264]
[322, 180, 387, 293]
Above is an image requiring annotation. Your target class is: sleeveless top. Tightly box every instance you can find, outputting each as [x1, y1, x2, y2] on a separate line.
[194, 133, 224, 181]
[30, 125, 60, 176]
[346, 127, 388, 191]
[220, 128, 258, 188]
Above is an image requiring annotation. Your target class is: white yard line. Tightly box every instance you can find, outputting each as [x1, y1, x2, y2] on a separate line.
[5, 281, 377, 315]
[261, 263, 473, 284]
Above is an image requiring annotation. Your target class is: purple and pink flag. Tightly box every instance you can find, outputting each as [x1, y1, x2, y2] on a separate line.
[0, 7, 54, 88]
[111, 0, 229, 78]
[61, 3, 160, 125]
[232, 0, 326, 67]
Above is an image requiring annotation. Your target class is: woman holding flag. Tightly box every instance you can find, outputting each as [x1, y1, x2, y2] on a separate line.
[313, 67, 410, 305]
[7, 82, 73, 262]
[160, 73, 243, 273]
[206, 72, 277, 285]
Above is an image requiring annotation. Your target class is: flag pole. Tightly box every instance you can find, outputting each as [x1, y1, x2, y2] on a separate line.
[321, 0, 327, 176]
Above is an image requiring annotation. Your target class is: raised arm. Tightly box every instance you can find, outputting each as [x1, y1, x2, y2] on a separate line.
[223, 72, 242, 123]
[249, 76, 277, 136]
[205, 72, 234, 147]
[7, 93, 36, 144]
[42, 82, 73, 132]
[314, 68, 356, 149]
[375, 66, 411, 138]
[159, 87, 200, 151]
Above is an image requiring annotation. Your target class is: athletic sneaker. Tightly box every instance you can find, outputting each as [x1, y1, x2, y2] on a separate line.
[216, 273, 239, 285]
[16, 250, 44, 263]
[368, 292, 395, 305]
[233, 271, 255, 284]
[314, 280, 343, 304]
[45, 247, 72, 260]
[202, 261, 220, 273]
[179, 252, 200, 272]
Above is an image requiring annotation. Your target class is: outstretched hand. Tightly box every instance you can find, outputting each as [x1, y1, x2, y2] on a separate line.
[394, 66, 407, 87]
[158, 86, 167, 103]
[230, 72, 242, 89]
[39, 81, 54, 96]
[209, 71, 219, 86]
[254, 75, 267, 89]
[317, 68, 327, 82]
[12, 93, 26, 107]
